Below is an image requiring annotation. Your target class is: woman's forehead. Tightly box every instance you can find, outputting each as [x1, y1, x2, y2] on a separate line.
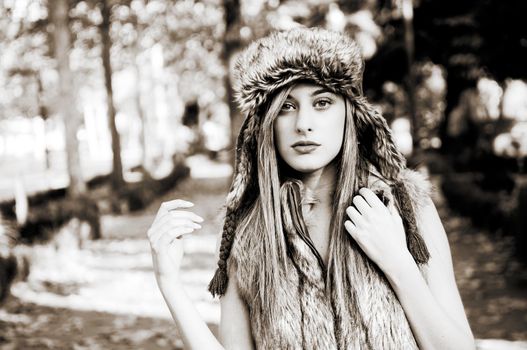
[287, 83, 335, 98]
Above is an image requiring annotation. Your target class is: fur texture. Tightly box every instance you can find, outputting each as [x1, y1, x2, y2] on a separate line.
[233, 28, 364, 115]
[228, 168, 432, 349]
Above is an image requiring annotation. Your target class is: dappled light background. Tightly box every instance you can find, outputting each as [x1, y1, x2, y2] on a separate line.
[0, 0, 526, 349]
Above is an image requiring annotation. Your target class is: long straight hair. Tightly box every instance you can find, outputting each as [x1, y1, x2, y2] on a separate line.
[233, 84, 366, 327]
[326, 98, 370, 336]
[233, 85, 294, 326]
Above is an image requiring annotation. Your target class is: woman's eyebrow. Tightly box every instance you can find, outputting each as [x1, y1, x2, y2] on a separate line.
[311, 88, 333, 96]
[286, 88, 333, 100]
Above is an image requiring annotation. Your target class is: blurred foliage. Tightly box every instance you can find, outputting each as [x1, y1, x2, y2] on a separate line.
[1, 0, 524, 124]
[412, 0, 527, 115]
[1, 0, 526, 179]
[0, 0, 226, 119]
[442, 172, 515, 233]
[0, 154, 189, 244]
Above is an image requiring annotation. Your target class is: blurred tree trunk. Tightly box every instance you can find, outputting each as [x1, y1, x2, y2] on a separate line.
[100, 0, 124, 190]
[131, 21, 150, 172]
[222, 0, 242, 164]
[49, 0, 86, 197]
[133, 53, 148, 170]
[35, 73, 51, 171]
[402, 0, 418, 152]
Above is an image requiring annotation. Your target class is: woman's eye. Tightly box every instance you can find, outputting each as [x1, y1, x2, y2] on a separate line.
[314, 99, 332, 108]
[280, 102, 295, 112]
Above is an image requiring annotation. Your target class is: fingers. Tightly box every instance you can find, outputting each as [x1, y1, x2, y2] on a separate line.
[346, 205, 362, 226]
[352, 194, 370, 214]
[358, 188, 384, 209]
[150, 225, 195, 249]
[170, 210, 204, 223]
[154, 198, 204, 223]
[149, 216, 201, 240]
[344, 220, 360, 241]
[159, 226, 193, 243]
[148, 204, 204, 248]
[149, 208, 202, 233]
[155, 199, 197, 221]
[161, 199, 194, 211]
[150, 217, 201, 236]
[154, 210, 204, 228]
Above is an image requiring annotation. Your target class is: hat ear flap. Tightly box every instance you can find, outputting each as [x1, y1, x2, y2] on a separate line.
[226, 111, 259, 210]
[352, 97, 406, 181]
[209, 112, 260, 297]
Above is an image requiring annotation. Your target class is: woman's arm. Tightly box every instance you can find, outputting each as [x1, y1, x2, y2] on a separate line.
[156, 264, 254, 350]
[219, 266, 255, 350]
[345, 189, 475, 350]
[148, 199, 254, 350]
[157, 276, 224, 349]
[383, 197, 475, 350]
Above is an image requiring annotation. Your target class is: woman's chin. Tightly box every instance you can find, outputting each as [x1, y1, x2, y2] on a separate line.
[288, 161, 328, 174]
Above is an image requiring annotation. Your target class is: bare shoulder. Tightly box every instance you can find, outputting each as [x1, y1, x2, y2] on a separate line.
[416, 196, 453, 267]
[397, 168, 449, 260]
[398, 168, 451, 264]
[399, 168, 435, 211]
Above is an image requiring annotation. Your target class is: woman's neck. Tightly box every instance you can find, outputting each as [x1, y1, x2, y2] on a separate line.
[298, 163, 337, 205]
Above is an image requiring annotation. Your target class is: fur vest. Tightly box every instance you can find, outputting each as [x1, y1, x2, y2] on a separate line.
[227, 167, 432, 349]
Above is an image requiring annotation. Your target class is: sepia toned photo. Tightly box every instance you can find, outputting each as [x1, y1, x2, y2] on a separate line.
[0, 0, 526, 349]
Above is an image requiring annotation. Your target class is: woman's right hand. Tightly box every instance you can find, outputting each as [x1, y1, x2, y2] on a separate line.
[147, 199, 204, 286]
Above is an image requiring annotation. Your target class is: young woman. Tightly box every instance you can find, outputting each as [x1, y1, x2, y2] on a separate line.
[147, 27, 475, 349]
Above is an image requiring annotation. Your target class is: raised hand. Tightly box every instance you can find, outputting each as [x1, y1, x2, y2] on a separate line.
[147, 199, 204, 285]
[344, 187, 413, 275]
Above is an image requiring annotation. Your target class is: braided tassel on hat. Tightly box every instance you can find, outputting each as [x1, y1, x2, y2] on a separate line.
[208, 209, 238, 297]
[208, 111, 260, 297]
[392, 180, 430, 265]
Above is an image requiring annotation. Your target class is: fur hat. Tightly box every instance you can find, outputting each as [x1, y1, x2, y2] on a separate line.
[208, 27, 413, 297]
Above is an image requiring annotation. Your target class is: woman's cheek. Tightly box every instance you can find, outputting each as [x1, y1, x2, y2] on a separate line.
[277, 139, 293, 166]
[274, 120, 292, 156]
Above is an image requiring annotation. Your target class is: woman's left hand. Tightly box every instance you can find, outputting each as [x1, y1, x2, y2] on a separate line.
[344, 187, 413, 274]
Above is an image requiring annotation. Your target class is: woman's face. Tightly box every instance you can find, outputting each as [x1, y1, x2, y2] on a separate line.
[273, 83, 346, 173]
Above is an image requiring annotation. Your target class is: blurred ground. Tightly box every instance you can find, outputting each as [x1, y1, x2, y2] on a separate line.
[0, 156, 526, 349]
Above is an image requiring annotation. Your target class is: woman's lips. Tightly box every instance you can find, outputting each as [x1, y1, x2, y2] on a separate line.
[291, 141, 321, 154]
[293, 145, 319, 153]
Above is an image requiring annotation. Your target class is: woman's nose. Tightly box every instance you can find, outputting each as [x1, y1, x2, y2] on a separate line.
[295, 106, 313, 134]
